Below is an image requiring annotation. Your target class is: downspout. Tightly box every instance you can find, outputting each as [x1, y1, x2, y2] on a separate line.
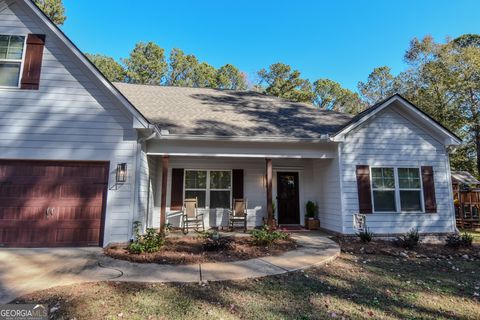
[133, 128, 158, 234]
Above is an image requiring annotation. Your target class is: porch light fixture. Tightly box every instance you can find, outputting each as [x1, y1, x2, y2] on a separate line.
[116, 163, 127, 183]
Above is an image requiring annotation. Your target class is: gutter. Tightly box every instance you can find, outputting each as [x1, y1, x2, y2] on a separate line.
[155, 131, 334, 143]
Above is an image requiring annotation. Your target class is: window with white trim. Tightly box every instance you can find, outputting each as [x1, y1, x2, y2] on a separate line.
[184, 170, 231, 209]
[398, 168, 422, 212]
[372, 167, 396, 212]
[371, 167, 424, 213]
[0, 35, 25, 87]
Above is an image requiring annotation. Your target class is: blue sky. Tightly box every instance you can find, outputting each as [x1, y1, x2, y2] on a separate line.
[62, 0, 480, 91]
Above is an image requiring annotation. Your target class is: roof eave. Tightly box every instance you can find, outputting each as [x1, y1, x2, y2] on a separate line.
[331, 94, 462, 146]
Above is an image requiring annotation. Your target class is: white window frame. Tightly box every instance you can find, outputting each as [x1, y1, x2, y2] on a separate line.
[370, 166, 425, 214]
[0, 34, 27, 89]
[184, 169, 232, 209]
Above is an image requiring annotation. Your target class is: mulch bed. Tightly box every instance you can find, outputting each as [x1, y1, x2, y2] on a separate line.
[104, 236, 297, 265]
[337, 237, 480, 260]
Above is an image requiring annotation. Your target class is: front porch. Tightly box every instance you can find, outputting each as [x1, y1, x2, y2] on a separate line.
[141, 153, 343, 233]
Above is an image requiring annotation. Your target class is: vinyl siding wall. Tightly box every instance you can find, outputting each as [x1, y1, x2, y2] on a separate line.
[339, 108, 456, 234]
[0, 1, 140, 245]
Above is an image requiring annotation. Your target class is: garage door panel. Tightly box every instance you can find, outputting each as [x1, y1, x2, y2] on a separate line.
[0, 160, 108, 247]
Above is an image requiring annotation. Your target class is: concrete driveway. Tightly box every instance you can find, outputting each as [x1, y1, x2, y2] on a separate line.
[0, 248, 122, 303]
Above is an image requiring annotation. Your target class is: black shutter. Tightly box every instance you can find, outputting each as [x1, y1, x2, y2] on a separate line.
[421, 166, 437, 213]
[356, 165, 373, 214]
[232, 169, 244, 200]
[21, 34, 45, 90]
[170, 168, 184, 210]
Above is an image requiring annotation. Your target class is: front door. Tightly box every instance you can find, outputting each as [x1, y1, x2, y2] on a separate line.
[276, 172, 300, 225]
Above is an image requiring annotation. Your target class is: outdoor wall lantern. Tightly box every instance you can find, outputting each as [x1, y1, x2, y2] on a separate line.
[116, 163, 127, 183]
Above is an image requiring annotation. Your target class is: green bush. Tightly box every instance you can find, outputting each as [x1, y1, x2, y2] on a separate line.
[305, 201, 317, 218]
[357, 228, 373, 243]
[461, 232, 474, 247]
[396, 228, 420, 249]
[128, 227, 165, 254]
[446, 232, 473, 248]
[251, 225, 289, 246]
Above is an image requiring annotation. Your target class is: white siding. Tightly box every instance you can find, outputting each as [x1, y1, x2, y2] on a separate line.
[340, 108, 455, 234]
[313, 157, 343, 233]
[0, 1, 139, 245]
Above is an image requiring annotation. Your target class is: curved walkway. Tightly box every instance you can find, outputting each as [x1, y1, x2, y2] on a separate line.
[0, 233, 339, 303]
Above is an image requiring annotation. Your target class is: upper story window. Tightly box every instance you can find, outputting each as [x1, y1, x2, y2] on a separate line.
[371, 167, 424, 213]
[0, 35, 26, 87]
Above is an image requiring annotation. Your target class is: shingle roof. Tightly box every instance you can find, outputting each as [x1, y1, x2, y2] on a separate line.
[114, 83, 353, 139]
[451, 171, 480, 185]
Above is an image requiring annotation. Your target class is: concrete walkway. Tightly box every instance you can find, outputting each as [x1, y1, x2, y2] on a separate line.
[0, 233, 339, 303]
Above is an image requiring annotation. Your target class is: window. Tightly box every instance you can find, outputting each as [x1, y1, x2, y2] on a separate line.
[398, 168, 422, 212]
[184, 170, 207, 208]
[184, 170, 231, 209]
[371, 167, 424, 213]
[0, 35, 26, 87]
[372, 167, 396, 212]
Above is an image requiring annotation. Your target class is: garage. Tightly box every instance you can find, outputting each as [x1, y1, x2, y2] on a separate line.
[0, 160, 109, 247]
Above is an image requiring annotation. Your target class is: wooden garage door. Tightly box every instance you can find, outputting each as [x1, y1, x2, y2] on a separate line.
[0, 160, 109, 247]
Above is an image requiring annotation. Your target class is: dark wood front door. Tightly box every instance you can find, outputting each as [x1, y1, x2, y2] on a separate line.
[0, 160, 109, 247]
[277, 172, 300, 225]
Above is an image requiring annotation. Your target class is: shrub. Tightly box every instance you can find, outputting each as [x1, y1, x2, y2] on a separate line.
[396, 228, 420, 249]
[251, 225, 289, 246]
[461, 232, 474, 247]
[357, 228, 373, 243]
[305, 201, 317, 218]
[446, 232, 473, 248]
[128, 228, 165, 254]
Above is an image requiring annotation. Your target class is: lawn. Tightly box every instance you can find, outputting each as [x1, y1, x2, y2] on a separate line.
[15, 243, 480, 320]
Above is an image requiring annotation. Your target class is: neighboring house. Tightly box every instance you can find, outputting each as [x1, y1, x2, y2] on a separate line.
[0, 0, 462, 248]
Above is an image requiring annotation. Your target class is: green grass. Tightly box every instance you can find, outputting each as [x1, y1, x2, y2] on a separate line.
[16, 252, 480, 320]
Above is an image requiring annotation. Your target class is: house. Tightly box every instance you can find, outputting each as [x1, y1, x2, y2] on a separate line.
[0, 0, 462, 247]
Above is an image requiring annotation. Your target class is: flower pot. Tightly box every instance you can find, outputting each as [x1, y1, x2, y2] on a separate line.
[305, 219, 320, 230]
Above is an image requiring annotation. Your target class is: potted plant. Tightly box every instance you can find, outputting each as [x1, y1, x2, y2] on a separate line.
[305, 201, 319, 230]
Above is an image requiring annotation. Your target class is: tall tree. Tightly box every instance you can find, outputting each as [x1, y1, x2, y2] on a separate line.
[217, 64, 247, 90]
[401, 35, 480, 176]
[312, 78, 364, 114]
[257, 63, 313, 102]
[193, 62, 218, 88]
[357, 66, 397, 105]
[86, 53, 125, 82]
[123, 42, 167, 85]
[34, 0, 66, 25]
[167, 48, 199, 86]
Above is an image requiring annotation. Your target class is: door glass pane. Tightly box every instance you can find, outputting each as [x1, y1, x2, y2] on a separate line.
[185, 190, 206, 208]
[210, 191, 230, 208]
[210, 171, 231, 189]
[185, 171, 206, 189]
[400, 190, 422, 211]
[373, 190, 396, 211]
[0, 63, 21, 87]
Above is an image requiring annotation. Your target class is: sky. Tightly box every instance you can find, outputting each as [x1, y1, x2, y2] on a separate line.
[61, 0, 480, 91]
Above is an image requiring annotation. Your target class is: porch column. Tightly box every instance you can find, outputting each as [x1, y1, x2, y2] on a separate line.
[266, 158, 274, 227]
[160, 155, 169, 233]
